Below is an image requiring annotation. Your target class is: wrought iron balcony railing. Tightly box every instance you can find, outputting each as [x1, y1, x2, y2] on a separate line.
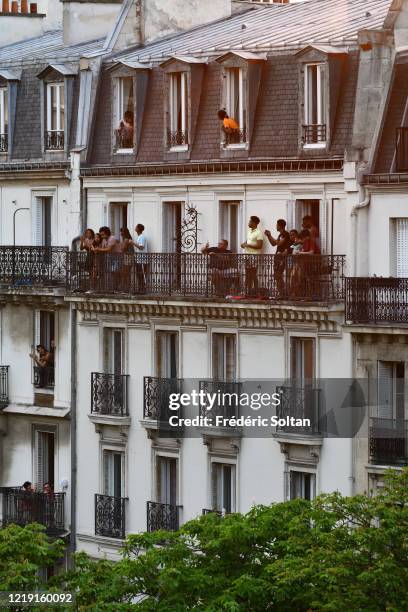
[276, 385, 321, 434]
[199, 380, 242, 420]
[144, 376, 183, 420]
[369, 417, 408, 466]
[147, 501, 180, 532]
[167, 129, 188, 148]
[0, 246, 68, 288]
[346, 277, 408, 324]
[114, 128, 133, 150]
[91, 372, 129, 417]
[0, 133, 7, 153]
[67, 252, 346, 303]
[0, 366, 9, 409]
[224, 128, 247, 146]
[0, 488, 65, 535]
[395, 127, 408, 172]
[45, 130, 64, 151]
[94, 494, 126, 539]
[33, 365, 54, 390]
[302, 124, 327, 145]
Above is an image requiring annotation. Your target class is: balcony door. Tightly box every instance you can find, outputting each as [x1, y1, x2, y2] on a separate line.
[33, 196, 52, 247]
[212, 333, 236, 381]
[33, 428, 55, 489]
[156, 331, 178, 379]
[110, 203, 128, 240]
[103, 450, 125, 498]
[163, 202, 182, 253]
[220, 201, 240, 253]
[103, 329, 123, 375]
[290, 337, 314, 383]
[211, 462, 236, 513]
[157, 456, 177, 506]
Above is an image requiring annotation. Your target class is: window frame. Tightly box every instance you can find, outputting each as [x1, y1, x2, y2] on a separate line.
[210, 458, 237, 513]
[223, 66, 247, 149]
[114, 76, 135, 154]
[303, 62, 327, 148]
[168, 71, 189, 152]
[0, 85, 8, 148]
[288, 467, 316, 501]
[45, 81, 65, 151]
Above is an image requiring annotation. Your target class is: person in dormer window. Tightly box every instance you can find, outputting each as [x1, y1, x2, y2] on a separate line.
[218, 109, 239, 141]
[117, 110, 134, 149]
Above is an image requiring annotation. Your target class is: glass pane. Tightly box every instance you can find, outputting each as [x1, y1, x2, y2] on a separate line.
[1, 88, 8, 133]
[51, 86, 57, 131]
[117, 78, 134, 148]
[307, 65, 318, 124]
[59, 84, 65, 131]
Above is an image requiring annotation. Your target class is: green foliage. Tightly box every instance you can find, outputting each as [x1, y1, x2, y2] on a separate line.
[58, 470, 408, 610]
[0, 523, 65, 592]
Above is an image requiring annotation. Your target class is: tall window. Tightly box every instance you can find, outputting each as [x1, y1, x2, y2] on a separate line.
[289, 470, 315, 500]
[0, 86, 8, 153]
[157, 456, 177, 506]
[212, 333, 236, 381]
[103, 450, 125, 498]
[110, 203, 128, 238]
[34, 428, 55, 489]
[163, 202, 183, 252]
[377, 361, 405, 421]
[103, 329, 123, 375]
[156, 331, 178, 378]
[290, 337, 314, 382]
[225, 67, 246, 144]
[115, 77, 134, 151]
[211, 462, 236, 513]
[395, 219, 408, 277]
[168, 72, 188, 148]
[33, 196, 52, 246]
[304, 64, 327, 145]
[220, 201, 240, 253]
[46, 82, 65, 150]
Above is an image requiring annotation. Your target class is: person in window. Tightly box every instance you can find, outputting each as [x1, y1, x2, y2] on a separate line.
[302, 215, 320, 251]
[218, 109, 240, 143]
[129, 224, 148, 293]
[265, 219, 291, 299]
[117, 110, 134, 149]
[201, 239, 236, 296]
[29, 344, 52, 388]
[241, 216, 263, 296]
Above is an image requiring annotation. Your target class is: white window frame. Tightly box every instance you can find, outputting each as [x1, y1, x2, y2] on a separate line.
[285, 331, 318, 380]
[219, 199, 242, 254]
[153, 450, 180, 506]
[32, 424, 58, 491]
[169, 72, 188, 152]
[304, 63, 327, 149]
[209, 457, 237, 513]
[100, 442, 127, 498]
[115, 77, 134, 154]
[0, 86, 8, 137]
[225, 67, 247, 149]
[46, 82, 64, 134]
[211, 332, 237, 381]
[287, 466, 316, 501]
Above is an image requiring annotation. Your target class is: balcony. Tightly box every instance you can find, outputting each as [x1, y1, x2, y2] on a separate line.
[199, 380, 242, 421]
[68, 252, 345, 304]
[395, 127, 408, 172]
[276, 385, 321, 435]
[0, 246, 68, 289]
[147, 501, 180, 532]
[33, 365, 54, 390]
[369, 418, 408, 466]
[0, 488, 65, 535]
[94, 494, 126, 539]
[0, 133, 7, 153]
[302, 124, 327, 145]
[0, 366, 9, 409]
[91, 373, 129, 417]
[167, 129, 188, 149]
[346, 277, 408, 325]
[114, 129, 133, 151]
[45, 130, 64, 151]
[143, 376, 183, 420]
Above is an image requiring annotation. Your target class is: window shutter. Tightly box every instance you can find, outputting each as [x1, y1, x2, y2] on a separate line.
[378, 361, 394, 419]
[34, 431, 45, 489]
[34, 310, 41, 348]
[103, 451, 110, 496]
[225, 335, 236, 381]
[32, 198, 43, 246]
[211, 463, 219, 511]
[396, 219, 408, 278]
[319, 199, 327, 254]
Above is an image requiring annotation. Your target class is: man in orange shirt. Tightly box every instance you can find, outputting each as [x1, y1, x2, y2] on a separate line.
[218, 109, 239, 134]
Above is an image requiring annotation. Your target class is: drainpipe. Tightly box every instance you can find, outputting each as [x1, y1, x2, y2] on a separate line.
[69, 303, 77, 564]
[350, 186, 370, 276]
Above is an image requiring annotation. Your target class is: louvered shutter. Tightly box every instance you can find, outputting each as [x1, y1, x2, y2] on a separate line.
[378, 361, 394, 419]
[34, 431, 45, 489]
[32, 197, 43, 246]
[396, 219, 408, 278]
[319, 199, 327, 254]
[34, 310, 41, 348]
[211, 463, 219, 511]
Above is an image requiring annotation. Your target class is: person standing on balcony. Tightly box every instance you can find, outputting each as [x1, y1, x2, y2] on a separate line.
[265, 219, 291, 299]
[92, 226, 122, 291]
[201, 239, 235, 296]
[129, 224, 148, 293]
[79, 229, 95, 252]
[241, 216, 263, 296]
[218, 109, 240, 143]
[302, 215, 320, 251]
[29, 344, 52, 388]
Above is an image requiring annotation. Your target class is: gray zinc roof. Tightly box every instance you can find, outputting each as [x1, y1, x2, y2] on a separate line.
[114, 0, 391, 65]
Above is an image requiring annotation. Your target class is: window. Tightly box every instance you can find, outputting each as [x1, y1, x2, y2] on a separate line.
[377, 361, 405, 421]
[103, 450, 125, 498]
[220, 201, 240, 253]
[33, 311, 55, 389]
[163, 202, 183, 252]
[156, 331, 178, 378]
[157, 456, 177, 506]
[109, 203, 128, 239]
[212, 333, 236, 381]
[290, 337, 314, 381]
[0, 86, 8, 153]
[103, 329, 123, 375]
[46, 82, 65, 150]
[33, 428, 55, 489]
[304, 64, 327, 145]
[289, 470, 315, 500]
[168, 72, 188, 148]
[33, 196, 52, 246]
[396, 219, 408, 278]
[225, 67, 246, 145]
[211, 462, 236, 513]
[115, 77, 134, 151]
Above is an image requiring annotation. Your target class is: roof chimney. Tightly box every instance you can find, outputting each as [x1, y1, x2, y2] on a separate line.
[0, 1, 47, 46]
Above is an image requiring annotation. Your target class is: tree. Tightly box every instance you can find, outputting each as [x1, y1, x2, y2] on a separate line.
[59, 470, 408, 610]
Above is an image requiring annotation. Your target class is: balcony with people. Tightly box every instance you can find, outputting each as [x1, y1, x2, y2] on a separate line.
[0, 483, 65, 536]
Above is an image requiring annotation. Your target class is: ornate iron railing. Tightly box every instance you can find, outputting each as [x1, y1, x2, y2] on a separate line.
[0, 488, 65, 535]
[33, 365, 54, 389]
[147, 501, 180, 532]
[91, 373, 129, 417]
[276, 385, 321, 434]
[303, 124, 327, 144]
[396, 127, 408, 172]
[45, 130, 64, 151]
[369, 417, 408, 466]
[114, 128, 133, 150]
[0, 366, 9, 409]
[0, 246, 68, 287]
[67, 252, 345, 303]
[199, 380, 242, 420]
[0, 133, 7, 153]
[224, 128, 247, 146]
[346, 277, 408, 324]
[167, 129, 188, 148]
[143, 376, 183, 420]
[95, 494, 126, 539]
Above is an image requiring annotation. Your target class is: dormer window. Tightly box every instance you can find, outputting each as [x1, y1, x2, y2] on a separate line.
[303, 63, 327, 147]
[115, 76, 134, 152]
[0, 86, 8, 153]
[46, 82, 65, 151]
[168, 72, 188, 150]
[224, 67, 246, 146]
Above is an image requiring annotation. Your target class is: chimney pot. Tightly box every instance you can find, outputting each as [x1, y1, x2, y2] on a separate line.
[21, 0, 28, 13]
[11, 0, 18, 13]
[2, 0, 9, 12]
[30, 2, 37, 13]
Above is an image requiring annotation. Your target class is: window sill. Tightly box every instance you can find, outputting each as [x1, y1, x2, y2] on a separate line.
[303, 143, 327, 150]
[168, 145, 189, 152]
[115, 149, 134, 155]
[223, 143, 248, 150]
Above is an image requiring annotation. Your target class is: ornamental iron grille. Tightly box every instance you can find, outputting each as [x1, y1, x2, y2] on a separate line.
[176, 203, 199, 253]
[0, 133, 7, 153]
[369, 417, 408, 466]
[225, 128, 247, 146]
[33, 366, 54, 390]
[302, 124, 327, 144]
[147, 501, 180, 532]
[199, 380, 242, 420]
[0, 246, 68, 287]
[95, 494, 126, 539]
[346, 277, 408, 324]
[167, 129, 188, 148]
[0, 366, 9, 408]
[0, 488, 65, 535]
[276, 386, 321, 434]
[144, 376, 183, 420]
[91, 373, 129, 417]
[46, 130, 64, 151]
